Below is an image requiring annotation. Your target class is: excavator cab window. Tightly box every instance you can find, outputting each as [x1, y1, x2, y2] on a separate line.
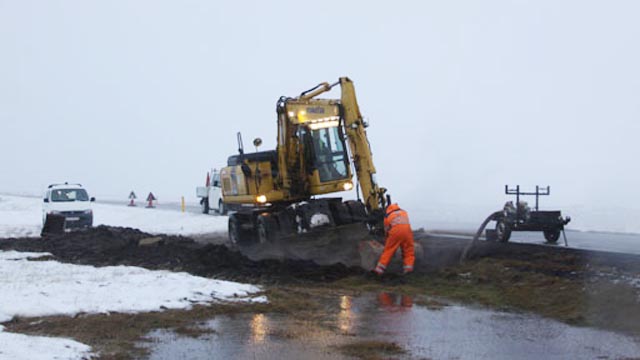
[308, 125, 349, 182]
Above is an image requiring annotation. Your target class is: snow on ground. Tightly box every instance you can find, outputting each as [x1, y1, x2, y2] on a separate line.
[0, 250, 265, 359]
[0, 195, 42, 238]
[0, 330, 92, 360]
[92, 201, 228, 235]
[0, 251, 265, 323]
[0, 194, 227, 238]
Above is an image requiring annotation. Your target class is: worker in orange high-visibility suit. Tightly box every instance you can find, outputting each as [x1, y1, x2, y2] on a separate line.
[374, 203, 415, 275]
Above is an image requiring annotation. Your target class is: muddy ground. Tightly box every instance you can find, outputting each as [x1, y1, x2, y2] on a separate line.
[1, 226, 640, 359]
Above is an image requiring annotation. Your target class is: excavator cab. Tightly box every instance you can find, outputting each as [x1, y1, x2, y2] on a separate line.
[278, 99, 355, 197]
[304, 124, 349, 182]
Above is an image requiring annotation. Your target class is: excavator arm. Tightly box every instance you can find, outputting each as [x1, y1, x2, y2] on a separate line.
[296, 77, 388, 215]
[337, 77, 388, 214]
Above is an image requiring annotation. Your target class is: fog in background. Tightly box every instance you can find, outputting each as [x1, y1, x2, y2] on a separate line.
[1, 1, 638, 233]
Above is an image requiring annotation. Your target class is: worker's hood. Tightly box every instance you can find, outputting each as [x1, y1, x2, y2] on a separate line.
[385, 203, 400, 215]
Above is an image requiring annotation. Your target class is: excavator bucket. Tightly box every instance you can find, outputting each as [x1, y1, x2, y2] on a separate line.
[237, 223, 424, 272]
[240, 223, 370, 267]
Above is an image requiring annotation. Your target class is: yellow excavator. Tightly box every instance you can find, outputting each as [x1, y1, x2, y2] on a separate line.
[220, 77, 390, 246]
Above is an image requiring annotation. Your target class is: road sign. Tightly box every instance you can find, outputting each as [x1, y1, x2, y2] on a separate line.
[128, 191, 137, 206]
[146, 192, 156, 208]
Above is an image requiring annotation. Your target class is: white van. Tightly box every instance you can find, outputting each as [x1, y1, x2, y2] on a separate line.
[43, 183, 95, 229]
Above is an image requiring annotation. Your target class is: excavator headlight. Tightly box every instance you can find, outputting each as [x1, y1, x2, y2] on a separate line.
[342, 182, 354, 191]
[256, 195, 267, 204]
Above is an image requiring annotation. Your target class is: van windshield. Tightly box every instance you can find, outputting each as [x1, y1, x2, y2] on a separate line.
[51, 189, 89, 202]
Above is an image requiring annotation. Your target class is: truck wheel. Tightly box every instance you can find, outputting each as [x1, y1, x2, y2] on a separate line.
[201, 197, 210, 214]
[495, 218, 512, 243]
[544, 230, 561, 244]
[218, 200, 227, 215]
[257, 213, 278, 244]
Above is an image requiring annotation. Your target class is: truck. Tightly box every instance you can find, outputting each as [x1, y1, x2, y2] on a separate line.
[196, 169, 226, 215]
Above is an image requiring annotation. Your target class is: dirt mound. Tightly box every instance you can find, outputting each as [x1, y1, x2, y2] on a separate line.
[0, 226, 363, 284]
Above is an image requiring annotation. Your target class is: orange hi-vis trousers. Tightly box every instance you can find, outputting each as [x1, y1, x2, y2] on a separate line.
[374, 205, 415, 274]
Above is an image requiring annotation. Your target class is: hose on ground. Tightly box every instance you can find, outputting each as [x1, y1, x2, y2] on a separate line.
[459, 211, 502, 263]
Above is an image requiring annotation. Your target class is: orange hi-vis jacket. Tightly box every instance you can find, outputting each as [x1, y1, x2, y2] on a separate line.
[374, 204, 415, 274]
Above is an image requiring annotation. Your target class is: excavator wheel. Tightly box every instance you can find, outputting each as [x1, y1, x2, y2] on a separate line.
[257, 213, 279, 244]
[329, 201, 352, 225]
[276, 210, 296, 236]
[345, 200, 367, 222]
[228, 214, 252, 247]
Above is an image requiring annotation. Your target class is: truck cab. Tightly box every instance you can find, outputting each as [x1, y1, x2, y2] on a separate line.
[43, 183, 95, 229]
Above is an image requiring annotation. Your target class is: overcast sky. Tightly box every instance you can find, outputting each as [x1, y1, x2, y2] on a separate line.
[1, 0, 638, 232]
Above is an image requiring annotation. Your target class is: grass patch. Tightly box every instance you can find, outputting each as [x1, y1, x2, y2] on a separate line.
[172, 324, 216, 338]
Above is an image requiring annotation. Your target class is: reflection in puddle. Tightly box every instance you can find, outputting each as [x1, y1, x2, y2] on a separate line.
[377, 292, 413, 310]
[250, 313, 267, 343]
[337, 295, 354, 333]
[144, 293, 640, 360]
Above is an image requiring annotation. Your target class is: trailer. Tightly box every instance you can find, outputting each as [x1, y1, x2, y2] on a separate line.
[486, 185, 571, 245]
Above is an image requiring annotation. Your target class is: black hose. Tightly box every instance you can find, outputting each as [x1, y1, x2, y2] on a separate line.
[459, 211, 502, 263]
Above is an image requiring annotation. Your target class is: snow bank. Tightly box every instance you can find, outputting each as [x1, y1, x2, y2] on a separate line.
[0, 195, 227, 238]
[0, 250, 265, 359]
[92, 201, 228, 235]
[0, 251, 264, 322]
[0, 331, 92, 360]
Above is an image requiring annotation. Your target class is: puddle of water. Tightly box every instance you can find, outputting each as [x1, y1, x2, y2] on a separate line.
[143, 293, 640, 360]
[144, 313, 347, 360]
[358, 293, 640, 359]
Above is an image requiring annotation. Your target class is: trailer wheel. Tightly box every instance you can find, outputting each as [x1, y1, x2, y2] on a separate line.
[544, 230, 560, 244]
[495, 218, 512, 243]
[257, 213, 278, 244]
[201, 197, 210, 214]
